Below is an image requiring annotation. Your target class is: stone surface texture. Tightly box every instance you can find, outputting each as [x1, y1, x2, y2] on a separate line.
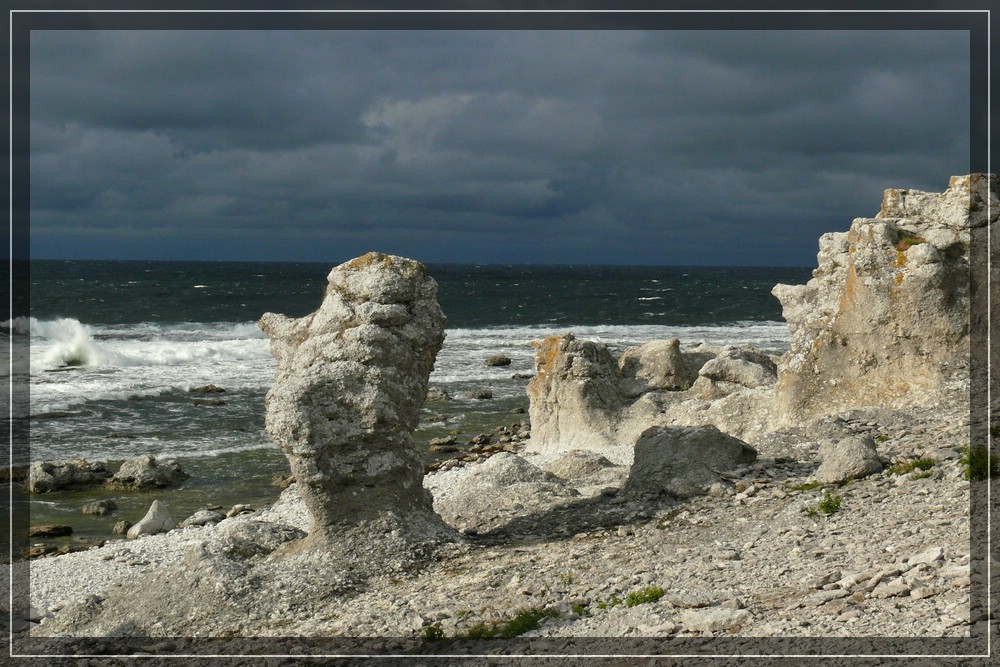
[126, 500, 176, 540]
[106, 455, 189, 491]
[258, 252, 454, 550]
[771, 173, 995, 420]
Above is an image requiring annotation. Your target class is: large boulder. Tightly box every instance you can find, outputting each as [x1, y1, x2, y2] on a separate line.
[427, 452, 578, 533]
[814, 435, 884, 484]
[772, 174, 994, 419]
[27, 459, 111, 493]
[622, 425, 758, 499]
[259, 252, 456, 560]
[106, 455, 189, 491]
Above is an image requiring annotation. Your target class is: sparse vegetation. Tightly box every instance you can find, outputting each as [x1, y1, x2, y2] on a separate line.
[421, 623, 444, 642]
[787, 480, 823, 493]
[462, 606, 560, 639]
[624, 586, 665, 608]
[887, 458, 935, 476]
[961, 446, 998, 481]
[570, 601, 589, 616]
[559, 572, 574, 586]
[597, 595, 622, 610]
[875, 434, 891, 443]
[818, 490, 842, 515]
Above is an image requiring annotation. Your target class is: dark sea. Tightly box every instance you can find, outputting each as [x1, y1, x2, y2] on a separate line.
[11, 260, 811, 542]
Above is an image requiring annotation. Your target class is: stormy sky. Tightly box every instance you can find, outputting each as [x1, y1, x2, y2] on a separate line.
[29, 28, 971, 266]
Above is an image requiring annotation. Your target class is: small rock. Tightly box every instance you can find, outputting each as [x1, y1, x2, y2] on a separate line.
[680, 608, 752, 633]
[468, 389, 493, 400]
[126, 500, 175, 539]
[82, 499, 118, 515]
[227, 504, 254, 518]
[485, 354, 512, 367]
[179, 509, 227, 528]
[28, 524, 72, 538]
[190, 384, 226, 394]
[112, 520, 132, 535]
[192, 398, 226, 407]
[908, 546, 945, 566]
[871, 577, 911, 599]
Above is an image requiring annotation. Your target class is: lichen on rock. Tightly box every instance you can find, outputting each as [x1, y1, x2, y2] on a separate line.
[259, 251, 456, 558]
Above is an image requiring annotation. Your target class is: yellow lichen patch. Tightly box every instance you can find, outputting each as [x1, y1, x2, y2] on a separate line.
[894, 250, 907, 269]
[895, 234, 925, 251]
[894, 274, 904, 286]
[534, 335, 565, 377]
[346, 251, 390, 270]
[839, 263, 858, 309]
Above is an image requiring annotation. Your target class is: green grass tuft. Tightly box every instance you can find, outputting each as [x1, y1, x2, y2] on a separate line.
[421, 623, 444, 642]
[887, 458, 935, 476]
[624, 586, 665, 608]
[462, 607, 560, 639]
[961, 446, 998, 481]
[818, 490, 842, 514]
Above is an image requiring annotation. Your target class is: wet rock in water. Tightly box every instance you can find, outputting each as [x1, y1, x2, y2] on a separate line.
[192, 398, 226, 407]
[28, 459, 111, 494]
[772, 174, 993, 419]
[622, 425, 757, 499]
[485, 353, 512, 367]
[469, 389, 493, 400]
[429, 436, 459, 453]
[111, 520, 132, 535]
[815, 435, 884, 484]
[29, 524, 73, 538]
[179, 509, 227, 528]
[106, 455, 189, 491]
[425, 387, 450, 403]
[190, 384, 226, 394]
[82, 499, 118, 515]
[126, 500, 175, 539]
[259, 252, 456, 564]
[511, 373, 534, 380]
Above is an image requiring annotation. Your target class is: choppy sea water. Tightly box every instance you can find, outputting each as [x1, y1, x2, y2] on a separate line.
[10, 261, 811, 542]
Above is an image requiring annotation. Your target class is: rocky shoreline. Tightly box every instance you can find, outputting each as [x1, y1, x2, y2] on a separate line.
[10, 175, 996, 662]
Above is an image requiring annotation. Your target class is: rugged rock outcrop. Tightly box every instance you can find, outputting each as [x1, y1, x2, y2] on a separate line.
[106, 455, 189, 491]
[258, 252, 455, 557]
[28, 459, 111, 493]
[691, 344, 778, 398]
[772, 174, 995, 420]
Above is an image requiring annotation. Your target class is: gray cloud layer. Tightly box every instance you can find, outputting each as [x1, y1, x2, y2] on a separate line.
[30, 29, 970, 265]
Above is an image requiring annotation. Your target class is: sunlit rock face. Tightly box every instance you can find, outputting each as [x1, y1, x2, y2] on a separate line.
[772, 174, 995, 420]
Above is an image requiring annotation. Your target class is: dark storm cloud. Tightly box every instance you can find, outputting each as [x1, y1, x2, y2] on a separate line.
[29, 28, 970, 265]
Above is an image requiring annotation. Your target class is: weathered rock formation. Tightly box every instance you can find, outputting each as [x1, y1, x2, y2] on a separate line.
[106, 455, 189, 491]
[27, 459, 111, 493]
[526, 333, 776, 459]
[772, 174, 995, 419]
[258, 252, 455, 555]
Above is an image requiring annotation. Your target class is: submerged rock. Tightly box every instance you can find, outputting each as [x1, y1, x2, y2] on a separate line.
[259, 252, 456, 561]
[82, 500, 117, 516]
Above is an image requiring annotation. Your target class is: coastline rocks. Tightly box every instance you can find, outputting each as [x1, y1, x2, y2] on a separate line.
[259, 252, 456, 558]
[815, 435, 884, 484]
[126, 500, 176, 540]
[772, 174, 994, 420]
[468, 389, 494, 400]
[190, 384, 226, 394]
[485, 353, 512, 367]
[179, 509, 227, 528]
[106, 455, 189, 491]
[692, 344, 777, 398]
[622, 425, 758, 499]
[619, 338, 697, 395]
[428, 452, 579, 533]
[82, 500, 117, 516]
[111, 520, 131, 535]
[28, 459, 111, 494]
[28, 524, 73, 538]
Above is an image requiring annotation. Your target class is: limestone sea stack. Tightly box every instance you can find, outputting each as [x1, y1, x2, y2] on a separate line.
[258, 252, 456, 554]
[772, 174, 996, 420]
